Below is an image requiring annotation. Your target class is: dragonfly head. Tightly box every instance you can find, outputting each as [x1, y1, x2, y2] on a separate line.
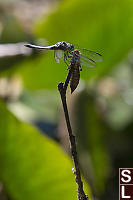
[73, 49, 80, 56]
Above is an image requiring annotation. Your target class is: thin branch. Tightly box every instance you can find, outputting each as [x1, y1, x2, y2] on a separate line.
[63, 67, 73, 93]
[58, 63, 88, 200]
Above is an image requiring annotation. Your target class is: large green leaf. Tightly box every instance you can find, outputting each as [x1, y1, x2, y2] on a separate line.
[16, 0, 133, 89]
[0, 100, 90, 200]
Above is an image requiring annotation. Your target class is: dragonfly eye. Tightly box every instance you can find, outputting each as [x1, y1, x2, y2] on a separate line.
[74, 49, 80, 55]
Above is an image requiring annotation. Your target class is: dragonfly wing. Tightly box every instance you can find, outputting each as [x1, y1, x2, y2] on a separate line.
[54, 50, 60, 63]
[54, 50, 63, 63]
[74, 45, 103, 62]
[80, 55, 96, 67]
[56, 50, 63, 58]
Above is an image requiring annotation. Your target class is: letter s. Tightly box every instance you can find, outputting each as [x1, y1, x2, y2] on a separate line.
[121, 170, 131, 183]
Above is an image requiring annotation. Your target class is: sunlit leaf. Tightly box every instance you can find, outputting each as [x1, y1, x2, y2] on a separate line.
[15, 0, 133, 89]
[0, 100, 90, 200]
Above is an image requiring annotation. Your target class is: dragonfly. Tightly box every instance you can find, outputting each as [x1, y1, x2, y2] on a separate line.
[25, 41, 103, 67]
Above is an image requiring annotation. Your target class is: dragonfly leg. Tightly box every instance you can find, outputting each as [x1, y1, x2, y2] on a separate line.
[65, 51, 72, 61]
[64, 59, 69, 66]
[67, 65, 71, 70]
[66, 51, 72, 59]
[64, 52, 69, 66]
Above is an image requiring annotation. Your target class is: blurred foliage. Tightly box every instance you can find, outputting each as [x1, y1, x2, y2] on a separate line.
[73, 91, 110, 195]
[15, 0, 133, 90]
[0, 14, 33, 75]
[0, 100, 85, 200]
[1, 15, 29, 43]
[0, 0, 133, 199]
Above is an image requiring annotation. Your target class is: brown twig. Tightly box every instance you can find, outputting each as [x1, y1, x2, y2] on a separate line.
[58, 63, 88, 200]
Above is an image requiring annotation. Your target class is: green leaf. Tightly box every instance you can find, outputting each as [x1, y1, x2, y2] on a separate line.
[0, 100, 88, 200]
[16, 0, 133, 89]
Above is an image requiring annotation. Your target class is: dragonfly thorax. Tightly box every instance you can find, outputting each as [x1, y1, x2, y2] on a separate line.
[71, 49, 81, 64]
[55, 41, 74, 52]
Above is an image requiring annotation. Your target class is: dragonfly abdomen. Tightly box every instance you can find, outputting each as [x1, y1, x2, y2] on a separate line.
[70, 65, 80, 93]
